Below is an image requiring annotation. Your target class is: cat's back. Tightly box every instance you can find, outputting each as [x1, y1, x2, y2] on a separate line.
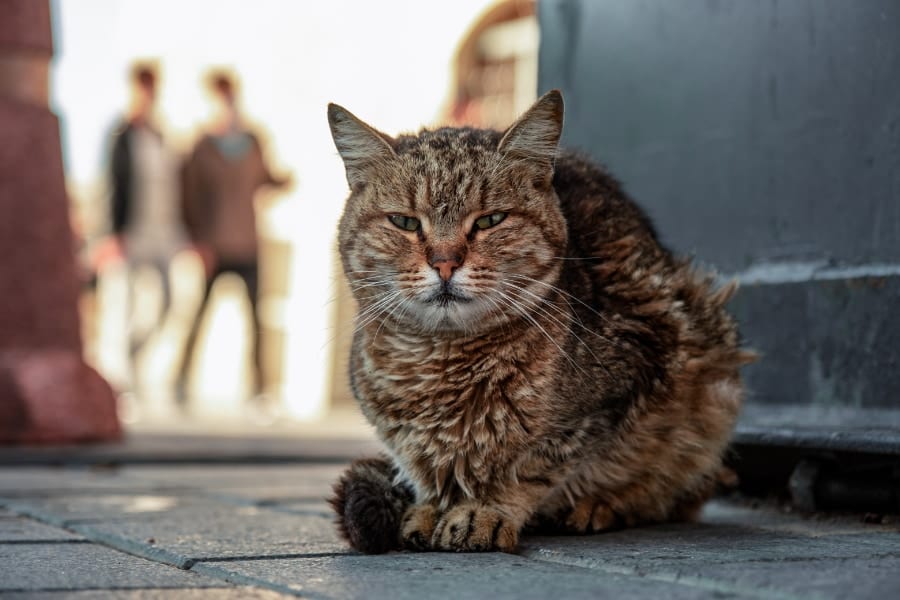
[551, 149, 673, 286]
[551, 149, 744, 372]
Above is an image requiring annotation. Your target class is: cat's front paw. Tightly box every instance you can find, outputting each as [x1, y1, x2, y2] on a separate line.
[400, 504, 439, 551]
[432, 503, 518, 553]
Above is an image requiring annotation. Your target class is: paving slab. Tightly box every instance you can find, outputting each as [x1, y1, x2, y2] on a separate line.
[701, 499, 900, 537]
[0, 543, 226, 592]
[0, 467, 151, 496]
[0, 516, 83, 541]
[520, 522, 891, 569]
[0, 588, 292, 599]
[676, 556, 900, 600]
[519, 521, 900, 600]
[192, 552, 759, 600]
[69, 503, 349, 568]
[2, 493, 216, 527]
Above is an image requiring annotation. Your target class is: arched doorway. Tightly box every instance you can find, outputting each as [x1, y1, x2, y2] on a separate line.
[445, 0, 538, 129]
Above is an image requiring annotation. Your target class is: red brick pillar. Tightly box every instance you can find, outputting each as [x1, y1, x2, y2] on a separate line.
[0, 0, 120, 443]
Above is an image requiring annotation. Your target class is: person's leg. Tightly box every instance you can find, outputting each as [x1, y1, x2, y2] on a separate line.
[233, 260, 263, 397]
[176, 265, 220, 403]
[126, 258, 149, 387]
[156, 256, 173, 323]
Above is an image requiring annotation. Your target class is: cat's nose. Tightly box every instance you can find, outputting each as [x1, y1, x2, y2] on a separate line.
[430, 255, 462, 281]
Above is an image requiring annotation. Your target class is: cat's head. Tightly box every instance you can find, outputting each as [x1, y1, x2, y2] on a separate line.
[329, 90, 567, 335]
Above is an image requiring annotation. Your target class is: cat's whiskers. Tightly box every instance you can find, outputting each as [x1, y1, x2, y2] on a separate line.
[373, 291, 415, 341]
[352, 290, 406, 337]
[498, 282, 606, 370]
[493, 288, 589, 379]
[323, 272, 381, 306]
[500, 278, 619, 348]
[347, 271, 398, 283]
[505, 272, 617, 328]
[318, 285, 399, 351]
[477, 292, 515, 338]
[348, 280, 395, 293]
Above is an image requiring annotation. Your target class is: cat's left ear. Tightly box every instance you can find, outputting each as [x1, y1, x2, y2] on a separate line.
[328, 103, 397, 190]
[498, 89, 564, 167]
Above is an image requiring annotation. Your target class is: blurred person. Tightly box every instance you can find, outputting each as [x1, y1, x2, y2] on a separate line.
[107, 62, 187, 390]
[177, 69, 290, 405]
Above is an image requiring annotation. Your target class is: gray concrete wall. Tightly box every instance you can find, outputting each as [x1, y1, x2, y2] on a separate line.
[538, 0, 900, 421]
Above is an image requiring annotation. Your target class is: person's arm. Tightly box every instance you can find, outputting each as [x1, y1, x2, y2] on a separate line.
[251, 134, 292, 189]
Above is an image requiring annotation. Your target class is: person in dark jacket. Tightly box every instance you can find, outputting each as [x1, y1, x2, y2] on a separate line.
[177, 70, 290, 403]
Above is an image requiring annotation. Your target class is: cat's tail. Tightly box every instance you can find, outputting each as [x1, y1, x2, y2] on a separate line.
[329, 455, 414, 554]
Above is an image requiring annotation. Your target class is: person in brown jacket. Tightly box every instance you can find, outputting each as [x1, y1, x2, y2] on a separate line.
[178, 70, 289, 403]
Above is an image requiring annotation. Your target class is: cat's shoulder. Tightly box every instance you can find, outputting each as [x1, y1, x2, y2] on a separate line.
[553, 148, 663, 247]
[552, 149, 623, 195]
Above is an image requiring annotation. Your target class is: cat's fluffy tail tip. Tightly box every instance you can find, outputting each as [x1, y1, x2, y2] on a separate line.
[329, 460, 405, 554]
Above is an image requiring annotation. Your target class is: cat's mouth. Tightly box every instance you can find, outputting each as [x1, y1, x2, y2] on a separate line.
[425, 289, 472, 307]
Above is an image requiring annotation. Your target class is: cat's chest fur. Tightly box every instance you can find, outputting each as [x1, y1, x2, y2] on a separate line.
[350, 323, 562, 503]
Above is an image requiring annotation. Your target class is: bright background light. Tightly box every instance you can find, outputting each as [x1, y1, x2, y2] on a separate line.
[53, 0, 497, 420]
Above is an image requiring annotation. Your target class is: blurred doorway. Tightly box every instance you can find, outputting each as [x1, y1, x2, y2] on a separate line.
[446, 0, 538, 128]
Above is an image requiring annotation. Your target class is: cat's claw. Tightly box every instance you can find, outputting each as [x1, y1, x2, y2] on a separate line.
[400, 504, 439, 551]
[432, 504, 518, 553]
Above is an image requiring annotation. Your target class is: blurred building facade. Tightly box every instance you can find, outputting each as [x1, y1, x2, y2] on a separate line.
[538, 1, 900, 446]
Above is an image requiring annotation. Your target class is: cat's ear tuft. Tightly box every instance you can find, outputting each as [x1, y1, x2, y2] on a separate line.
[498, 89, 564, 166]
[328, 103, 397, 189]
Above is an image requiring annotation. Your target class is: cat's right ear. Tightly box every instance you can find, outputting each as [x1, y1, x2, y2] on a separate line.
[328, 103, 397, 190]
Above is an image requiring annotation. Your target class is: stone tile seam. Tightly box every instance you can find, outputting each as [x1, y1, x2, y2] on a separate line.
[198, 551, 354, 563]
[60, 521, 307, 598]
[519, 548, 813, 600]
[0, 502, 87, 540]
[0, 501, 77, 529]
[0, 509, 283, 595]
[0, 505, 196, 572]
[0, 539, 92, 545]
[0, 585, 240, 594]
[67, 522, 195, 569]
[57, 520, 357, 588]
[191, 562, 328, 600]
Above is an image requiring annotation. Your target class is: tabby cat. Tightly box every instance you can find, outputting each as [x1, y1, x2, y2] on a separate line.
[327, 90, 753, 554]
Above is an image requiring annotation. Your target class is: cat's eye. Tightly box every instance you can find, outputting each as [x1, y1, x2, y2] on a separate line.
[388, 215, 421, 232]
[474, 212, 508, 231]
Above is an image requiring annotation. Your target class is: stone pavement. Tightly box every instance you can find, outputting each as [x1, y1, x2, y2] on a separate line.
[1, 460, 898, 599]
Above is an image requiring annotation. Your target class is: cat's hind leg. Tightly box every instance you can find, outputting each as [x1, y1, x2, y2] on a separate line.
[526, 496, 620, 535]
[530, 467, 733, 535]
[329, 455, 414, 554]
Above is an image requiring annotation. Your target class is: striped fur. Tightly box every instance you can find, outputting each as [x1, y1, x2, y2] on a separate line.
[327, 91, 753, 553]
